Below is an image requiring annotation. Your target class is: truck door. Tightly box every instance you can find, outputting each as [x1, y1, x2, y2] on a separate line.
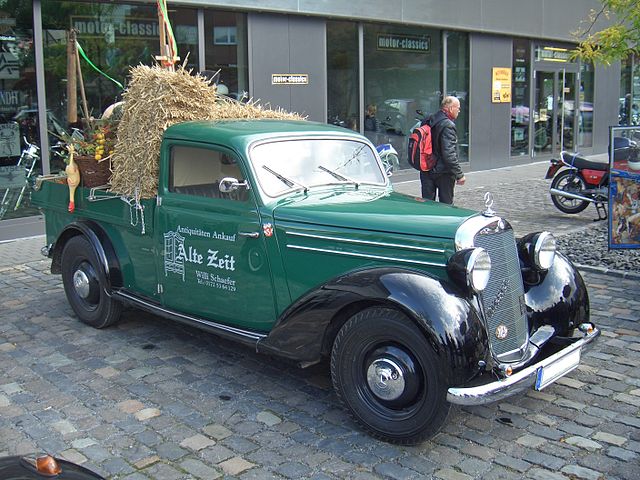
[156, 143, 277, 332]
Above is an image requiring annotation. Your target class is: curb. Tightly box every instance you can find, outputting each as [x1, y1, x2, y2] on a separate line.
[576, 263, 640, 280]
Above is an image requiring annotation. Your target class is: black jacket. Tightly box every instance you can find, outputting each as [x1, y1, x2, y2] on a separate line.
[422, 110, 464, 179]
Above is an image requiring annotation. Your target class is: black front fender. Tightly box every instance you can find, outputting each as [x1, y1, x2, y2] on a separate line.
[257, 267, 489, 383]
[524, 252, 589, 335]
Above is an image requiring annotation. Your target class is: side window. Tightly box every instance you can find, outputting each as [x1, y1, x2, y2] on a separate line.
[169, 146, 246, 201]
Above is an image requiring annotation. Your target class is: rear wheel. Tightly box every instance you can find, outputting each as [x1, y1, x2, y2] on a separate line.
[61, 235, 122, 328]
[331, 307, 449, 444]
[550, 170, 590, 214]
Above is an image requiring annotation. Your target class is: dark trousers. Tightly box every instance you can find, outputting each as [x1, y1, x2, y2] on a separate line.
[420, 171, 456, 204]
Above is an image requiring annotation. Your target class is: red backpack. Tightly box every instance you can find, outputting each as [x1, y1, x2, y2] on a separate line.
[407, 124, 436, 172]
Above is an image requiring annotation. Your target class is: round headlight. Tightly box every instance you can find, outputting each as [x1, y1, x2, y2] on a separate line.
[533, 232, 556, 270]
[467, 248, 491, 293]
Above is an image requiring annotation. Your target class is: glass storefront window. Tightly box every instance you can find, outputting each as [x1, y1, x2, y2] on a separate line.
[620, 54, 640, 126]
[0, 0, 41, 221]
[327, 21, 359, 131]
[511, 38, 530, 156]
[204, 11, 248, 100]
[364, 23, 442, 168]
[446, 31, 469, 162]
[578, 62, 594, 148]
[42, 1, 198, 129]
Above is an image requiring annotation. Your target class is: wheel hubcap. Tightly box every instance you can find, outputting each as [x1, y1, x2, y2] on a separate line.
[73, 269, 91, 299]
[364, 346, 422, 407]
[367, 358, 405, 401]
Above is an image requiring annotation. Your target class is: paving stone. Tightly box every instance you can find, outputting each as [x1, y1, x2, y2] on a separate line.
[134, 408, 161, 421]
[71, 438, 97, 449]
[180, 433, 215, 451]
[457, 457, 492, 476]
[525, 468, 567, 480]
[516, 434, 547, 448]
[433, 468, 473, 480]
[480, 466, 523, 480]
[202, 423, 233, 440]
[606, 446, 638, 461]
[564, 436, 603, 452]
[118, 399, 145, 414]
[59, 449, 88, 465]
[558, 422, 595, 437]
[560, 464, 606, 480]
[522, 451, 566, 470]
[180, 457, 223, 479]
[133, 455, 161, 469]
[593, 431, 628, 446]
[257, 410, 282, 426]
[494, 455, 531, 473]
[219, 456, 256, 476]
[275, 461, 313, 479]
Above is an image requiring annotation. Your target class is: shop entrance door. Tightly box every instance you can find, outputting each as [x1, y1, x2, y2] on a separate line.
[533, 69, 577, 155]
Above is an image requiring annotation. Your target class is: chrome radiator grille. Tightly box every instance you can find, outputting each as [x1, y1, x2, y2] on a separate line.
[474, 227, 528, 358]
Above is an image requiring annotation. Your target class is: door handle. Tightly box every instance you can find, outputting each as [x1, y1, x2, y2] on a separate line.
[238, 231, 259, 238]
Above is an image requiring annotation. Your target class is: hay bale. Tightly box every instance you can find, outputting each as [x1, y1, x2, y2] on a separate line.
[109, 65, 303, 198]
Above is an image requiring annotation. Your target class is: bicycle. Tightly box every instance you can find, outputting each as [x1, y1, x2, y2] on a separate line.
[0, 138, 41, 220]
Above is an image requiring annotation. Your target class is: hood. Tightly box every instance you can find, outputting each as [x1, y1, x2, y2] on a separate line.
[272, 187, 477, 240]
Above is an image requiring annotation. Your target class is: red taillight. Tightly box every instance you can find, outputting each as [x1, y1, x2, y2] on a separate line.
[545, 163, 562, 179]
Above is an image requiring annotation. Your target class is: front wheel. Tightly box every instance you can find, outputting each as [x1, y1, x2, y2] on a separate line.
[61, 235, 122, 328]
[331, 307, 449, 444]
[550, 170, 590, 214]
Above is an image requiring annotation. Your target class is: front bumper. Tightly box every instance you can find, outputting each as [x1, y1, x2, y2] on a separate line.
[446, 326, 600, 406]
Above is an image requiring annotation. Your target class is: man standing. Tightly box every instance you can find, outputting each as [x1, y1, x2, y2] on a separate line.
[420, 96, 465, 204]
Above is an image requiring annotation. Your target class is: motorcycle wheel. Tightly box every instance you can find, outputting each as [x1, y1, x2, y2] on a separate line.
[550, 170, 590, 214]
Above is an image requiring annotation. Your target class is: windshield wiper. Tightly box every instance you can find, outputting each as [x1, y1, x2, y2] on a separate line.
[262, 165, 308, 193]
[318, 165, 360, 189]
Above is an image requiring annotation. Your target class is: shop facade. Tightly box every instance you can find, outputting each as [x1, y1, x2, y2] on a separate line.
[0, 0, 628, 238]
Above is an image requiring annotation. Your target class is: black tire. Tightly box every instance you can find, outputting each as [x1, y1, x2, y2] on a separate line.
[61, 235, 122, 328]
[330, 307, 450, 444]
[550, 170, 590, 214]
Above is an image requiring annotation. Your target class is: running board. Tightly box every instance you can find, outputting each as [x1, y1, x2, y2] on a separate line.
[113, 290, 266, 347]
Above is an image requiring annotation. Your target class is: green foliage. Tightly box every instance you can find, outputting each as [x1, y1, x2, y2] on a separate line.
[574, 0, 640, 64]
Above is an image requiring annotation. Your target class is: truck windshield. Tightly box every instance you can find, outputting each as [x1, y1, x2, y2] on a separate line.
[250, 138, 386, 197]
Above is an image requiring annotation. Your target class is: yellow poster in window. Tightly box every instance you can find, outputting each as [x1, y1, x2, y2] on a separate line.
[492, 67, 512, 103]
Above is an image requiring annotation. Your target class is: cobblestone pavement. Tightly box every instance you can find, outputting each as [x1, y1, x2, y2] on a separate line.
[1, 161, 639, 479]
[1, 258, 639, 480]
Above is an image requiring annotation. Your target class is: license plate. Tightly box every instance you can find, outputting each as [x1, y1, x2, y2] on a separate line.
[535, 348, 581, 390]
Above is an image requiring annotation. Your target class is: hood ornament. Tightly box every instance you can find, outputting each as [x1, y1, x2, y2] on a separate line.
[482, 192, 496, 217]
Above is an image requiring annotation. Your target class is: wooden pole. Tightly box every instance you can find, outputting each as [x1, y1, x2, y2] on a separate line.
[66, 30, 77, 125]
[157, 3, 168, 67]
[75, 48, 91, 129]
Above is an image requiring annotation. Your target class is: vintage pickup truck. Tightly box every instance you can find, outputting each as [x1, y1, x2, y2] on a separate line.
[32, 119, 599, 444]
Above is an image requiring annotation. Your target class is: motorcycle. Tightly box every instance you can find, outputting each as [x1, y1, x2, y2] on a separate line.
[375, 110, 425, 174]
[376, 143, 399, 174]
[546, 136, 639, 220]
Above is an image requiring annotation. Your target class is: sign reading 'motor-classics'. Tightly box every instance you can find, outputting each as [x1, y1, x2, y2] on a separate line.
[377, 34, 430, 53]
[272, 74, 309, 85]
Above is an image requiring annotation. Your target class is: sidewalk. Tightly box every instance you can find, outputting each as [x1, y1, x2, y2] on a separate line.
[393, 160, 599, 237]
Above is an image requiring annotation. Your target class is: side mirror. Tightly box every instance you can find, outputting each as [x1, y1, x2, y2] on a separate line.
[219, 177, 249, 193]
